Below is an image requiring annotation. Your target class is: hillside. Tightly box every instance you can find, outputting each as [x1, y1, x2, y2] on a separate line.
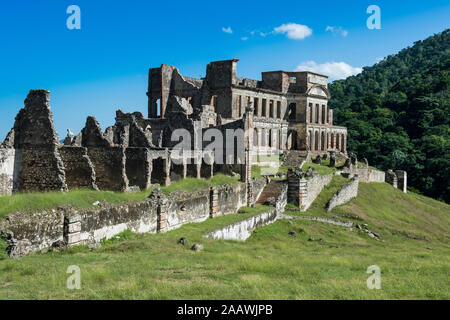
[1, 180, 448, 299]
[329, 29, 450, 203]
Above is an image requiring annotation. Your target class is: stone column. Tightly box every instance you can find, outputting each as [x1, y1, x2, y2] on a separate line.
[150, 189, 169, 233]
[395, 170, 407, 193]
[64, 213, 81, 247]
[210, 187, 219, 218]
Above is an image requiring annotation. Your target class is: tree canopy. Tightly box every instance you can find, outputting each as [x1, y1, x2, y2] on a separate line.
[329, 29, 450, 203]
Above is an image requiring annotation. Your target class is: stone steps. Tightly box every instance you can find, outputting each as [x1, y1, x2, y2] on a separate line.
[257, 180, 287, 205]
[282, 150, 309, 168]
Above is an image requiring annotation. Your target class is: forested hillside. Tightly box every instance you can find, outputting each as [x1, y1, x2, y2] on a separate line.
[329, 29, 450, 203]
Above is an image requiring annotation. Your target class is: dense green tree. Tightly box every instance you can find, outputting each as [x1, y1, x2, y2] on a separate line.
[329, 29, 450, 203]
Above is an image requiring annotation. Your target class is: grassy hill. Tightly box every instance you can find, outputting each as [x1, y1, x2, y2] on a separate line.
[1, 178, 448, 299]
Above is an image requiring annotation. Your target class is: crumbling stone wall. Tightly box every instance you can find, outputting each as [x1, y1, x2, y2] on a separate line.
[0, 210, 64, 257]
[0, 148, 20, 195]
[166, 189, 211, 231]
[59, 146, 98, 190]
[216, 182, 247, 216]
[125, 147, 152, 190]
[88, 147, 129, 191]
[12, 90, 67, 192]
[288, 170, 333, 211]
[327, 176, 359, 212]
[357, 167, 385, 183]
[385, 170, 398, 189]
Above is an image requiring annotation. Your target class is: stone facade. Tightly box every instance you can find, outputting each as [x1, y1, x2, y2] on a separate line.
[147, 59, 348, 157]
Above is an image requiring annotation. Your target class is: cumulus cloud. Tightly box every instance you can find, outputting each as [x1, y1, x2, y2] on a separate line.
[325, 26, 348, 37]
[273, 23, 312, 40]
[222, 27, 233, 34]
[295, 61, 362, 81]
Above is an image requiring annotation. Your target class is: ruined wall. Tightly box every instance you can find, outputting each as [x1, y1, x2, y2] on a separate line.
[0, 148, 19, 195]
[166, 189, 211, 231]
[216, 182, 247, 216]
[0, 210, 64, 257]
[87, 147, 129, 191]
[357, 167, 385, 183]
[303, 174, 333, 211]
[395, 170, 407, 193]
[327, 176, 359, 212]
[0, 181, 256, 256]
[288, 171, 333, 211]
[205, 208, 277, 241]
[125, 148, 152, 190]
[77, 201, 159, 244]
[59, 146, 97, 190]
[13, 90, 67, 192]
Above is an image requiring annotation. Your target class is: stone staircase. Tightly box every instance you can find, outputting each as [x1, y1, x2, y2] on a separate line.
[282, 150, 309, 168]
[257, 180, 287, 205]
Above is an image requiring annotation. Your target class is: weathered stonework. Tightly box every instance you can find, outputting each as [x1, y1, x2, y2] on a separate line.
[11, 90, 68, 192]
[288, 169, 333, 211]
[59, 146, 98, 190]
[327, 176, 359, 212]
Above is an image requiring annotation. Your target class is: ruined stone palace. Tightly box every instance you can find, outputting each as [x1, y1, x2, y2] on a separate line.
[0, 59, 349, 195]
[0, 59, 411, 257]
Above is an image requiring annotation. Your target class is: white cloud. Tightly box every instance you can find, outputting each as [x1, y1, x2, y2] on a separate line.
[325, 26, 348, 37]
[273, 23, 312, 40]
[222, 27, 233, 34]
[241, 37, 248, 41]
[295, 61, 362, 81]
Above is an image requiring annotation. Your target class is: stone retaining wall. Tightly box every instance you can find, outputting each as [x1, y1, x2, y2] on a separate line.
[327, 176, 359, 212]
[0, 180, 264, 257]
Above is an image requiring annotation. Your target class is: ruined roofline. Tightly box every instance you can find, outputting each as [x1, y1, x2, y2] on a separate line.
[261, 70, 329, 79]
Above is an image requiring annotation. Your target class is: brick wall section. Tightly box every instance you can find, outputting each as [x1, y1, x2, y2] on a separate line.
[327, 176, 359, 212]
[59, 146, 98, 190]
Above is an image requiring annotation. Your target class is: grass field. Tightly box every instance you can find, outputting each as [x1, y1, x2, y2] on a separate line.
[0, 176, 448, 299]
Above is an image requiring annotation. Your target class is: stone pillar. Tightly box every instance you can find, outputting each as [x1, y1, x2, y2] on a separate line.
[64, 214, 81, 247]
[150, 189, 169, 233]
[163, 158, 171, 186]
[395, 170, 407, 193]
[210, 187, 219, 218]
[318, 105, 322, 124]
[343, 134, 347, 153]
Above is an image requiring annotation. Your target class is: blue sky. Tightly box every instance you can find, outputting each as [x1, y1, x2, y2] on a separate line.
[0, 0, 449, 139]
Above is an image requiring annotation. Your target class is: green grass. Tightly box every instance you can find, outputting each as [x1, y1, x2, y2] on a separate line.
[0, 189, 152, 220]
[301, 161, 337, 176]
[160, 174, 240, 194]
[251, 165, 289, 179]
[0, 181, 448, 299]
[0, 174, 240, 220]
